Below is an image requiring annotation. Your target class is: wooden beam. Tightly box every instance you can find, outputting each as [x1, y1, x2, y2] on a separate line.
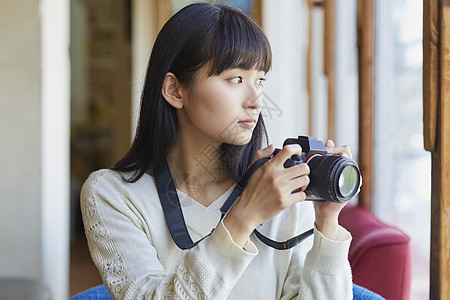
[252, 0, 263, 27]
[154, 0, 171, 37]
[423, 0, 439, 152]
[112, 0, 132, 163]
[356, 0, 374, 211]
[428, 2, 450, 298]
[324, 0, 335, 141]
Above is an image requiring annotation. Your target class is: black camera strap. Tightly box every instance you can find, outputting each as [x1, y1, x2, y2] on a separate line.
[153, 158, 313, 250]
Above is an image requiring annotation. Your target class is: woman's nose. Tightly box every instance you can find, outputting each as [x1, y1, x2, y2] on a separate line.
[243, 86, 263, 110]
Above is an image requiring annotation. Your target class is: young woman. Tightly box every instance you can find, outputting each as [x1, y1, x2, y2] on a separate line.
[81, 3, 353, 299]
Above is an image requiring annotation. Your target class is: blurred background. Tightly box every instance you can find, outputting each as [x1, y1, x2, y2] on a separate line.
[0, 0, 429, 299]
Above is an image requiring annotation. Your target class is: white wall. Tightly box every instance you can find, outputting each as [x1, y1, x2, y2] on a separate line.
[0, 0, 70, 299]
[0, 0, 43, 279]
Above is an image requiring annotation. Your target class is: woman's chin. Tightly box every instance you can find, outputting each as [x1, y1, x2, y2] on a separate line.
[231, 135, 253, 146]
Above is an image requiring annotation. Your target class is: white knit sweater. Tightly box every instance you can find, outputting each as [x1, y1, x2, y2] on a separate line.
[81, 169, 353, 299]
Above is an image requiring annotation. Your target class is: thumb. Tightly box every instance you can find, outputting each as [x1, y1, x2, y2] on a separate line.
[325, 139, 335, 149]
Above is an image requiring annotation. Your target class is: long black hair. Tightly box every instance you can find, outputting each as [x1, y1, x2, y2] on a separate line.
[113, 3, 272, 182]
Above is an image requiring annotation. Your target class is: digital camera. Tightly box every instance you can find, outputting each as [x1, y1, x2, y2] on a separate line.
[272, 136, 361, 203]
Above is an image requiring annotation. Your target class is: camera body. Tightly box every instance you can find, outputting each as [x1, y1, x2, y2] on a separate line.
[278, 135, 328, 167]
[271, 136, 361, 203]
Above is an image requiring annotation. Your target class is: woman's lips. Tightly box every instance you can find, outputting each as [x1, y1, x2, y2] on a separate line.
[238, 119, 256, 128]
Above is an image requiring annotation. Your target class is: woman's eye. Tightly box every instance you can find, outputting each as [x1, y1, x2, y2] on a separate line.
[229, 76, 243, 84]
[256, 78, 266, 87]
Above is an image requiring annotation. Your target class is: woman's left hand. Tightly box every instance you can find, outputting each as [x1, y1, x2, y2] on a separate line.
[312, 139, 353, 240]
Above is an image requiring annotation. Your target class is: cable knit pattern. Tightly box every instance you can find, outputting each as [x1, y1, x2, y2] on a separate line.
[155, 282, 176, 300]
[176, 262, 220, 298]
[80, 169, 353, 299]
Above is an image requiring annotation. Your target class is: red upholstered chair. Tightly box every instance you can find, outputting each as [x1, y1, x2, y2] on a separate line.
[339, 204, 412, 300]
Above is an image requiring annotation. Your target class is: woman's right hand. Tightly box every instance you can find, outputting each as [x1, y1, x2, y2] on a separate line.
[223, 144, 310, 247]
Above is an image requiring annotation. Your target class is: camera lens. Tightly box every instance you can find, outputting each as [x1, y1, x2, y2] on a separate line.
[338, 165, 360, 198]
[306, 155, 360, 203]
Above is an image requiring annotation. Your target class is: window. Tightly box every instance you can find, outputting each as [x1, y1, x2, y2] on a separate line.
[374, 1, 430, 299]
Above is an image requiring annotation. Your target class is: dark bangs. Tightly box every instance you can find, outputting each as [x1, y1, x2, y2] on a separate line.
[206, 6, 272, 75]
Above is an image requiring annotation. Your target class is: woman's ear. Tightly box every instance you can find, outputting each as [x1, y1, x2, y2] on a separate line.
[161, 72, 185, 109]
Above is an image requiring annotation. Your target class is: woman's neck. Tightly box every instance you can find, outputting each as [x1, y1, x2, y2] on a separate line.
[165, 134, 235, 206]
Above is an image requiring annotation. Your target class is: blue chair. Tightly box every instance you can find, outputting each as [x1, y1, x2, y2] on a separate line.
[71, 283, 384, 299]
[71, 285, 111, 300]
[353, 284, 385, 299]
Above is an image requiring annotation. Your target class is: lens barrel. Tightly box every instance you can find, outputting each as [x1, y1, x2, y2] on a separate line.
[305, 155, 360, 203]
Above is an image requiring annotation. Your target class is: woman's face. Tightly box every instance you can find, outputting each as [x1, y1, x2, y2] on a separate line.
[179, 65, 265, 146]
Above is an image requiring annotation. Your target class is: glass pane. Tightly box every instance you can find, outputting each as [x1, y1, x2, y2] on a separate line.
[374, 1, 430, 299]
[171, 0, 254, 16]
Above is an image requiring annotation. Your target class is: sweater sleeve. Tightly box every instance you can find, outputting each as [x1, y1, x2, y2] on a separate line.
[80, 171, 257, 300]
[274, 202, 352, 300]
[297, 226, 353, 299]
